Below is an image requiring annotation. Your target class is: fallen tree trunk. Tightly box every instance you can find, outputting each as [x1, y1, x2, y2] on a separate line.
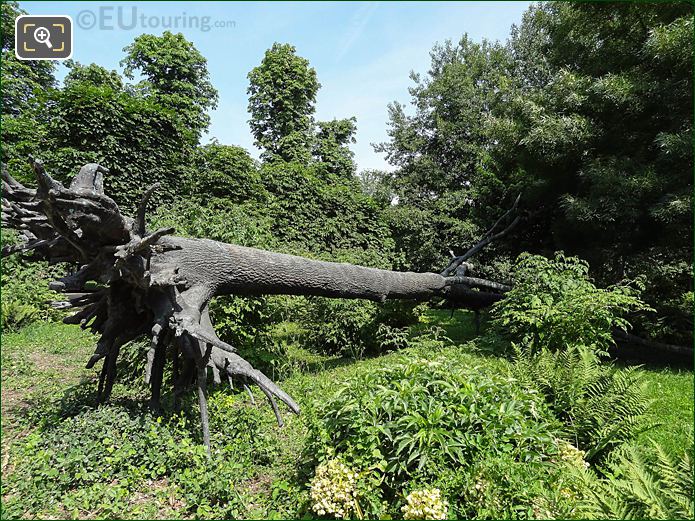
[612, 330, 693, 362]
[2, 159, 512, 450]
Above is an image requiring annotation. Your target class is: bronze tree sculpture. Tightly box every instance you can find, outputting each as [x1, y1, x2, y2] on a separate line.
[1, 159, 521, 450]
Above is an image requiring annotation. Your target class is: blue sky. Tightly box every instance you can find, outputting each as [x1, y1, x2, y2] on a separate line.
[22, 1, 531, 171]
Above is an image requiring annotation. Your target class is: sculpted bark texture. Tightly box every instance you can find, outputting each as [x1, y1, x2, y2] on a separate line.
[2, 159, 511, 450]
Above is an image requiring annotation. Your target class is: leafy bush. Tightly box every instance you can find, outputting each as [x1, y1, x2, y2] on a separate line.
[305, 299, 428, 359]
[573, 439, 694, 519]
[306, 298, 378, 359]
[149, 198, 274, 250]
[192, 142, 267, 202]
[511, 343, 653, 462]
[444, 450, 582, 519]
[304, 353, 560, 517]
[491, 252, 649, 355]
[1, 230, 63, 330]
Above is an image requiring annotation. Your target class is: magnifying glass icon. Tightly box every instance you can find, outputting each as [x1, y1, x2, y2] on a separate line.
[33, 26, 53, 49]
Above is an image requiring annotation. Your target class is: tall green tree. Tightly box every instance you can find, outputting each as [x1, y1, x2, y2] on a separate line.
[375, 36, 515, 272]
[501, 3, 693, 342]
[121, 31, 219, 143]
[247, 43, 320, 163]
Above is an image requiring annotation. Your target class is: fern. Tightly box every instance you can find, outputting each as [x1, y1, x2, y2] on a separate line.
[574, 439, 694, 519]
[511, 343, 655, 462]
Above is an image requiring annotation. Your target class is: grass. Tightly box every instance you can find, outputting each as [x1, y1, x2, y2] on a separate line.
[636, 365, 694, 454]
[1, 311, 692, 518]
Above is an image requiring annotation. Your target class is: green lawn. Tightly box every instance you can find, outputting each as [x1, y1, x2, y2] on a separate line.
[1, 312, 692, 518]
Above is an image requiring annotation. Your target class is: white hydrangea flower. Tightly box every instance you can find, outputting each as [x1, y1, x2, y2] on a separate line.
[310, 459, 360, 519]
[402, 488, 449, 520]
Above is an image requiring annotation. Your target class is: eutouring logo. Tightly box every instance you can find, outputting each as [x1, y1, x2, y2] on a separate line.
[76, 7, 236, 32]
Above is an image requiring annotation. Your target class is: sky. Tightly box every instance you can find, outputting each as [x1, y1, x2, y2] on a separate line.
[21, 1, 532, 171]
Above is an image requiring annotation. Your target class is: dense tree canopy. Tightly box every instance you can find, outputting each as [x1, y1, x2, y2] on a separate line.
[121, 31, 219, 141]
[377, 2, 693, 343]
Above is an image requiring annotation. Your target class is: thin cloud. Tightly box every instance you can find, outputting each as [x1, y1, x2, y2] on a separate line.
[336, 1, 379, 62]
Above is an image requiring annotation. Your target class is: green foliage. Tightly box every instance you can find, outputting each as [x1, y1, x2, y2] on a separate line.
[313, 118, 358, 178]
[305, 354, 559, 517]
[0, 403, 259, 519]
[491, 252, 649, 355]
[121, 31, 219, 139]
[192, 142, 266, 202]
[0, 2, 55, 116]
[149, 198, 274, 249]
[375, 35, 515, 272]
[574, 440, 694, 519]
[441, 451, 582, 520]
[1, 232, 63, 330]
[247, 43, 320, 163]
[1, 2, 56, 182]
[511, 344, 653, 463]
[379, 3, 693, 343]
[261, 161, 395, 256]
[44, 60, 196, 209]
[305, 298, 424, 359]
[385, 203, 479, 272]
[2, 317, 692, 519]
[4, 29, 217, 209]
[306, 298, 378, 359]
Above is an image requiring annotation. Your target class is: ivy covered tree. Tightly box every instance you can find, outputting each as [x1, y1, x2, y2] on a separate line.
[1, 1, 56, 182]
[44, 61, 191, 209]
[20, 32, 220, 209]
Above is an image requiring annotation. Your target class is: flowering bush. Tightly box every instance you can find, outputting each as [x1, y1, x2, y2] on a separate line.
[309, 459, 361, 519]
[304, 353, 563, 517]
[402, 488, 449, 520]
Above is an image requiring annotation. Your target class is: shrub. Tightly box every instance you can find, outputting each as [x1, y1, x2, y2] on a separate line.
[305, 295, 426, 359]
[306, 298, 378, 359]
[491, 252, 649, 355]
[305, 353, 560, 517]
[445, 451, 581, 519]
[149, 198, 274, 250]
[511, 343, 654, 463]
